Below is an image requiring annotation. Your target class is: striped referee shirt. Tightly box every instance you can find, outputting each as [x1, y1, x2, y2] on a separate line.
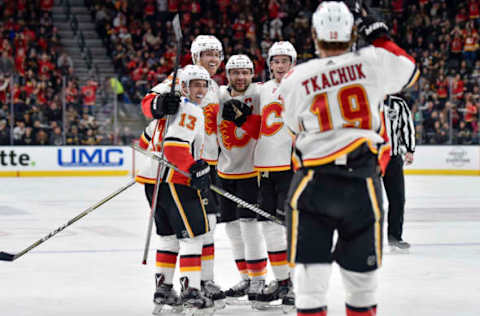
[383, 95, 415, 156]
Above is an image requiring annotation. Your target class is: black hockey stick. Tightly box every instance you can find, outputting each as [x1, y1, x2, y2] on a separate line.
[132, 144, 284, 225]
[0, 180, 136, 262]
[141, 14, 184, 265]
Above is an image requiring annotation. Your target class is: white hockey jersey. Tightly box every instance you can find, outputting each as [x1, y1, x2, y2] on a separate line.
[146, 67, 220, 166]
[279, 41, 418, 170]
[216, 83, 262, 179]
[254, 79, 292, 171]
[136, 96, 205, 186]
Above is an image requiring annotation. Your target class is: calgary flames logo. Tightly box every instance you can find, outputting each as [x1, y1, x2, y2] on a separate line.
[261, 102, 284, 136]
[220, 120, 251, 150]
[203, 103, 219, 135]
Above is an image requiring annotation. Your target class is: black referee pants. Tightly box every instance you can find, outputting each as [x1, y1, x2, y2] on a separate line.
[382, 155, 405, 240]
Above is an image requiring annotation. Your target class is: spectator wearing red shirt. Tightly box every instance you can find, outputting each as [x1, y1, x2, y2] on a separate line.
[81, 80, 98, 114]
[40, 0, 54, 12]
[469, 0, 480, 22]
[452, 74, 465, 101]
[37, 53, 55, 81]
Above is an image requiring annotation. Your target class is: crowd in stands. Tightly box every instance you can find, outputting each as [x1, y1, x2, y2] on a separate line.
[0, 0, 109, 145]
[2, 0, 480, 145]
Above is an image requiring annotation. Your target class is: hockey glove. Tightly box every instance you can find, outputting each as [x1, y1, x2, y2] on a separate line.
[151, 92, 180, 119]
[222, 99, 252, 127]
[358, 16, 389, 43]
[189, 160, 211, 190]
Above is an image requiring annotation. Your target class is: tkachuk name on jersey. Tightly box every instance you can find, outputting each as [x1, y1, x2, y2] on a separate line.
[301, 63, 366, 95]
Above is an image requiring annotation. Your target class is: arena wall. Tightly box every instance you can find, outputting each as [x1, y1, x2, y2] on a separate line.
[1, 146, 479, 177]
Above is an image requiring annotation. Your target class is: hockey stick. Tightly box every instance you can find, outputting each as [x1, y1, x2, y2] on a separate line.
[141, 14, 183, 265]
[132, 144, 284, 225]
[0, 180, 136, 262]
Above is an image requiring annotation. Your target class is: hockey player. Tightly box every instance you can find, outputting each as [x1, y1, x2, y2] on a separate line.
[279, 2, 419, 316]
[222, 42, 297, 310]
[136, 65, 215, 316]
[140, 35, 226, 308]
[207, 54, 268, 304]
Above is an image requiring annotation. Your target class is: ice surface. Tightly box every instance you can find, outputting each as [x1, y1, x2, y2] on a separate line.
[0, 176, 479, 316]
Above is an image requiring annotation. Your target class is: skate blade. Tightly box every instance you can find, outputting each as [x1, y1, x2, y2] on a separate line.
[213, 298, 226, 310]
[225, 296, 251, 305]
[183, 306, 215, 316]
[152, 303, 183, 315]
[253, 301, 296, 313]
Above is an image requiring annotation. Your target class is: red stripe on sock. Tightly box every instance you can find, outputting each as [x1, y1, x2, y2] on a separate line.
[268, 251, 287, 263]
[180, 255, 201, 268]
[235, 259, 247, 271]
[246, 259, 267, 272]
[202, 244, 214, 256]
[156, 251, 177, 264]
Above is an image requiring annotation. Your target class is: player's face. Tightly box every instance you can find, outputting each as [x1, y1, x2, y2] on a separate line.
[198, 50, 221, 76]
[270, 55, 292, 82]
[188, 79, 208, 104]
[228, 69, 253, 93]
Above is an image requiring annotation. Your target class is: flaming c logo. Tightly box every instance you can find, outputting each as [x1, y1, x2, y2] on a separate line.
[220, 120, 251, 150]
[203, 103, 219, 135]
[261, 102, 284, 136]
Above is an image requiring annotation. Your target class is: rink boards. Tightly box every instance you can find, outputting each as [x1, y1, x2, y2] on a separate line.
[0, 145, 480, 177]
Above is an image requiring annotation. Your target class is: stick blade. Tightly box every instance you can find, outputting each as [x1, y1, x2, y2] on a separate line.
[0, 251, 16, 262]
[172, 14, 182, 41]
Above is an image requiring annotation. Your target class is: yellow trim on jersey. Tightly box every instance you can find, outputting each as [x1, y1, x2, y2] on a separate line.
[197, 190, 210, 234]
[169, 183, 194, 238]
[204, 159, 218, 165]
[135, 175, 157, 184]
[406, 69, 421, 89]
[289, 170, 314, 264]
[302, 138, 373, 167]
[366, 178, 382, 267]
[254, 164, 291, 172]
[164, 141, 191, 149]
[217, 170, 259, 179]
[156, 262, 176, 268]
[140, 133, 149, 144]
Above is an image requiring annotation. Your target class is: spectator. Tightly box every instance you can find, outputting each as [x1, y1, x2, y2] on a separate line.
[0, 119, 9, 144]
[49, 126, 63, 145]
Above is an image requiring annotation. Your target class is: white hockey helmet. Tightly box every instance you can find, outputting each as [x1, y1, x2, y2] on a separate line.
[267, 41, 297, 73]
[190, 35, 224, 64]
[225, 54, 254, 81]
[312, 1, 354, 42]
[180, 64, 210, 97]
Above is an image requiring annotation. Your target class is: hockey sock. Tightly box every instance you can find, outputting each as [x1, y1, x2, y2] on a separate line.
[340, 267, 378, 308]
[262, 221, 289, 281]
[295, 263, 331, 312]
[201, 214, 216, 281]
[225, 220, 249, 280]
[179, 235, 203, 290]
[240, 219, 267, 280]
[346, 304, 377, 316]
[156, 234, 179, 284]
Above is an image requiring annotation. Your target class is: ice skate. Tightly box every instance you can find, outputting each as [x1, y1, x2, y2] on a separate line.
[201, 280, 226, 310]
[254, 278, 295, 313]
[152, 274, 183, 315]
[180, 277, 215, 316]
[247, 278, 265, 308]
[224, 279, 251, 305]
[388, 236, 410, 253]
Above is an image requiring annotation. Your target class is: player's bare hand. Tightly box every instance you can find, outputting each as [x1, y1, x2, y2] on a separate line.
[405, 152, 414, 165]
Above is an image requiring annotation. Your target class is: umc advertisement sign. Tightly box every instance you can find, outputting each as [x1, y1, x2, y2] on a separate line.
[0, 146, 132, 177]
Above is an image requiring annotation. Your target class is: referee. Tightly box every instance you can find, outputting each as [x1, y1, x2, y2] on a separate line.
[383, 95, 415, 250]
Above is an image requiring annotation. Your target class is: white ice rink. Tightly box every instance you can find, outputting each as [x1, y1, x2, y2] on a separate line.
[1, 175, 479, 316]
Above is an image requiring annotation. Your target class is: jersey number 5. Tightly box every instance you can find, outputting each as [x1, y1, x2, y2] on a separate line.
[179, 113, 197, 130]
[310, 84, 371, 131]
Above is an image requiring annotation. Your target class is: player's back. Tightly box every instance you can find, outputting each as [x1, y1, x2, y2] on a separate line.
[280, 45, 416, 167]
